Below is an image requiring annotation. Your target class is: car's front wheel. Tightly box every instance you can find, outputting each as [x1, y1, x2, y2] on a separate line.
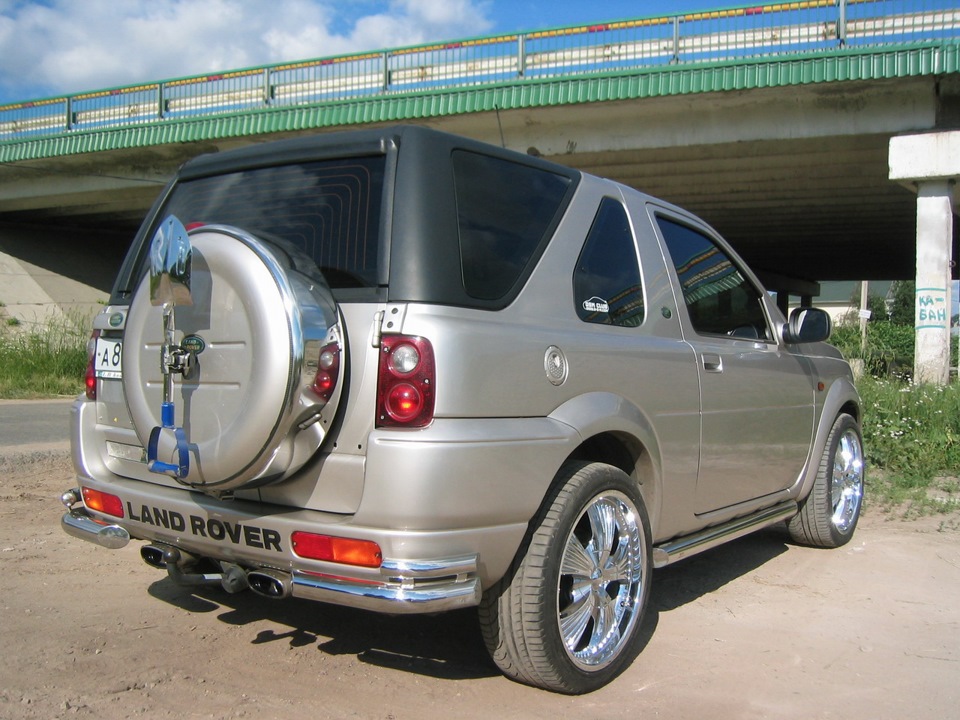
[479, 461, 652, 693]
[788, 413, 864, 548]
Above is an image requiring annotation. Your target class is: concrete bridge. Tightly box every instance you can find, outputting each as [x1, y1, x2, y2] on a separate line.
[1, 0, 958, 381]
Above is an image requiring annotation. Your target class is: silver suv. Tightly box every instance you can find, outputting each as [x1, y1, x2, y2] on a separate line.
[61, 125, 864, 694]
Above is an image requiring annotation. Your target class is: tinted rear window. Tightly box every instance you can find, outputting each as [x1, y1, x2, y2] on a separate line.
[159, 156, 385, 289]
[453, 150, 572, 300]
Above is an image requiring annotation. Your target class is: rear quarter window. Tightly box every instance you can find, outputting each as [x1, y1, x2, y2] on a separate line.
[452, 150, 571, 301]
[574, 198, 645, 327]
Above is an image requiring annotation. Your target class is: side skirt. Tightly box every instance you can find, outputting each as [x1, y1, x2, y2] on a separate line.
[652, 501, 798, 568]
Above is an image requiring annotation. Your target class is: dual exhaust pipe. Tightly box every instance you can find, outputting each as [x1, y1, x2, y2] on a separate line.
[141, 544, 293, 599]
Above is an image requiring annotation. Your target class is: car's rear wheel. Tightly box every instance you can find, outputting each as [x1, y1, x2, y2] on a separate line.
[479, 461, 652, 694]
[788, 413, 864, 548]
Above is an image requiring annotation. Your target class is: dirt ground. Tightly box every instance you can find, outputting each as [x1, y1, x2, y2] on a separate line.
[1, 451, 958, 720]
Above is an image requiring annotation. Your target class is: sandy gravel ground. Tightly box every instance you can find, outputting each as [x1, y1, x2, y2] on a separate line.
[1, 451, 958, 720]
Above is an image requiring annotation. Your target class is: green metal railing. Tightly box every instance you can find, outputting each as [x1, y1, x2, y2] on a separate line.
[1, 0, 957, 142]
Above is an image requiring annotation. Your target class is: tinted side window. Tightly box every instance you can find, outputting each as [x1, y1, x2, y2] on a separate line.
[657, 217, 769, 339]
[453, 151, 572, 300]
[573, 199, 644, 327]
[159, 156, 385, 289]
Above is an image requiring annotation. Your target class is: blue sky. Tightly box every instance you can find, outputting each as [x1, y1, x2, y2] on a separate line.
[0, 0, 730, 105]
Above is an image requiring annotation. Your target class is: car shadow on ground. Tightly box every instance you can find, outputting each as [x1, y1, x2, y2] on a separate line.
[652, 526, 791, 613]
[145, 527, 790, 683]
[148, 578, 498, 681]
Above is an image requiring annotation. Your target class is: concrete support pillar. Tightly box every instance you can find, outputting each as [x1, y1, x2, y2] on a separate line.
[913, 182, 954, 384]
[889, 131, 960, 385]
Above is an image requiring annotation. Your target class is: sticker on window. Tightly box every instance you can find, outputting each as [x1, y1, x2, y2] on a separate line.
[582, 297, 610, 314]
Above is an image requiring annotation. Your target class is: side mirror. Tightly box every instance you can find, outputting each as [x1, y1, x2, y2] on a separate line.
[149, 215, 193, 307]
[783, 307, 831, 344]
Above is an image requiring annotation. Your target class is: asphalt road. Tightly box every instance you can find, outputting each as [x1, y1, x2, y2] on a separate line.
[0, 397, 73, 452]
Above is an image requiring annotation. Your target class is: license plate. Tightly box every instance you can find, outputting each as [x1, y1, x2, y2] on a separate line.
[94, 337, 123, 379]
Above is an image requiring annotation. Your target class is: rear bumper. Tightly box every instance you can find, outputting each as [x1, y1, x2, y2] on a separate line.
[62, 510, 131, 549]
[290, 556, 481, 613]
[59, 487, 481, 614]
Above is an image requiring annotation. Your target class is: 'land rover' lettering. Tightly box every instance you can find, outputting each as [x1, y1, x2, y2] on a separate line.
[127, 502, 283, 552]
[127, 502, 186, 531]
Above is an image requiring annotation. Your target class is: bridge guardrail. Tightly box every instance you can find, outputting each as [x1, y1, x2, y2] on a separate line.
[1, 0, 958, 142]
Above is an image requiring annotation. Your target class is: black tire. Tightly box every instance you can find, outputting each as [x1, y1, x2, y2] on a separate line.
[788, 413, 864, 548]
[479, 461, 652, 694]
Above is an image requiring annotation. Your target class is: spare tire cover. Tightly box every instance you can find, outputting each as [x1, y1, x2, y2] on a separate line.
[123, 225, 345, 491]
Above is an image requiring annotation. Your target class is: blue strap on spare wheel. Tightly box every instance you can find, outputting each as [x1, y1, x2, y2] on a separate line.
[147, 401, 190, 478]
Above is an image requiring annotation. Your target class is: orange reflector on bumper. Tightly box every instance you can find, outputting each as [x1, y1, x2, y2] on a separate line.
[291, 532, 383, 568]
[82, 487, 124, 518]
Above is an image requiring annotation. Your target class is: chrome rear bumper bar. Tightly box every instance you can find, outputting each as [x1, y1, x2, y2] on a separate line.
[290, 556, 481, 614]
[59, 487, 480, 613]
[60, 489, 130, 549]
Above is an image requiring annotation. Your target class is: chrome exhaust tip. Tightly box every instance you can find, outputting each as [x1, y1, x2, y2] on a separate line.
[140, 544, 169, 569]
[247, 568, 293, 599]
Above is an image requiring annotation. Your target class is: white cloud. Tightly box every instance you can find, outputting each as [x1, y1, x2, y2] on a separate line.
[0, 0, 492, 102]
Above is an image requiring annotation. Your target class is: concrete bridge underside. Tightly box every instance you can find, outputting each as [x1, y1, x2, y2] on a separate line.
[0, 72, 957, 375]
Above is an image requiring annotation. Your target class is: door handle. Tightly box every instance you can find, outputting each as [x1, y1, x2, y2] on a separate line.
[702, 353, 723, 373]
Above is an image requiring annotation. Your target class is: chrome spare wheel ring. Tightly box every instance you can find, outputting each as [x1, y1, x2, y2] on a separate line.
[557, 491, 646, 670]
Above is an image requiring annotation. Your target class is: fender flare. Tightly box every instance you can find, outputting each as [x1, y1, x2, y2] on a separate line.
[792, 375, 862, 501]
[548, 391, 664, 535]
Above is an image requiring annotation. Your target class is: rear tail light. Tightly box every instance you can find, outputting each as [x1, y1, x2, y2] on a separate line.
[376, 336, 435, 428]
[82, 487, 124, 518]
[84, 330, 99, 400]
[311, 341, 340, 401]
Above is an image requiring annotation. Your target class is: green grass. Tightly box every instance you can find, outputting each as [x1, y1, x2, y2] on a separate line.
[830, 315, 959, 516]
[857, 374, 960, 516]
[0, 318, 88, 398]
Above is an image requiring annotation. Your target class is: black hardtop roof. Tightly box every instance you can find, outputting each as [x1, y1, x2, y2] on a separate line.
[178, 124, 582, 182]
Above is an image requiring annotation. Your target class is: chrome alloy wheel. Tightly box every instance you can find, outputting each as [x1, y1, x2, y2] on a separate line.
[831, 428, 864, 534]
[557, 491, 646, 670]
